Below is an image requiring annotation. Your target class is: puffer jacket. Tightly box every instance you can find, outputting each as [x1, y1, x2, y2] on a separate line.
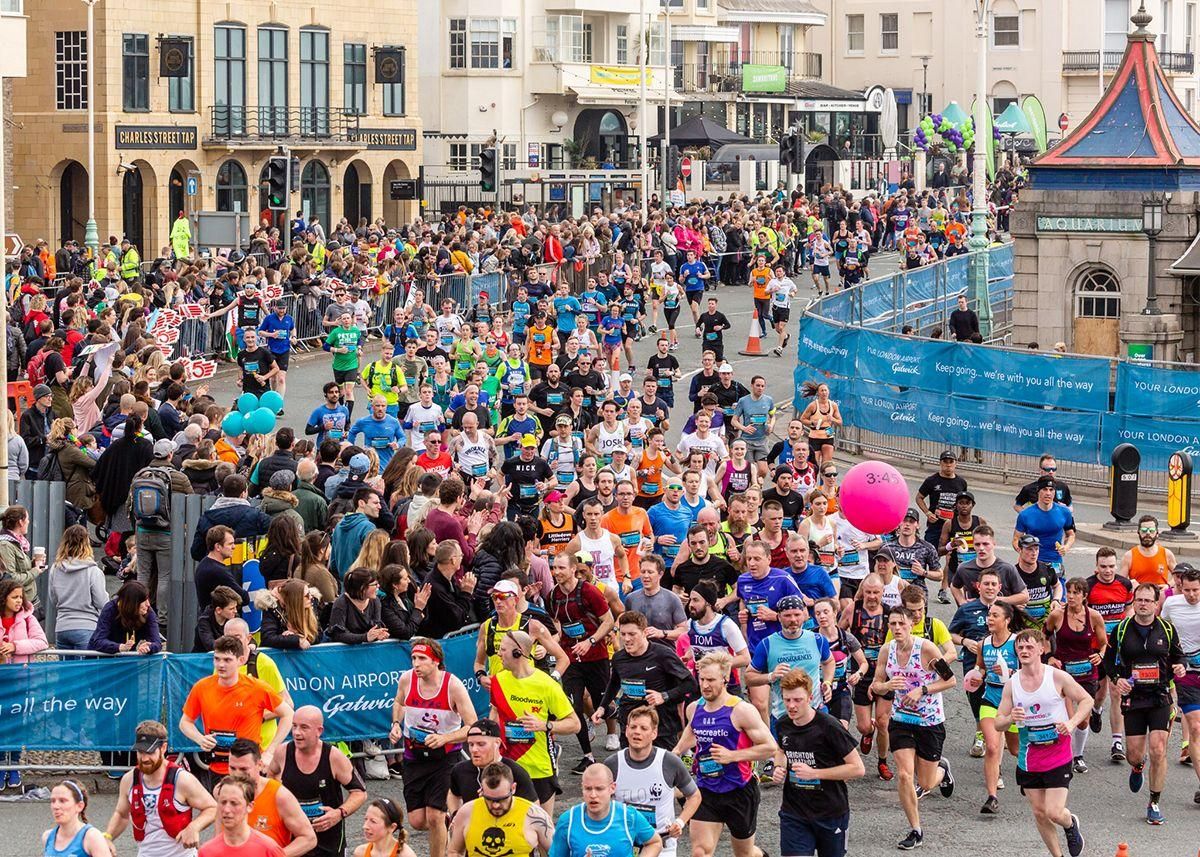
[49, 436, 97, 510]
[0, 605, 48, 663]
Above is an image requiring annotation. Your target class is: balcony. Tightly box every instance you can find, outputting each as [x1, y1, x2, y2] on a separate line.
[1062, 49, 1194, 73]
[206, 106, 365, 146]
[679, 49, 822, 95]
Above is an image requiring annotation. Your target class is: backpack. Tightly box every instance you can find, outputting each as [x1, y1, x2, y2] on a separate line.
[35, 449, 64, 482]
[130, 466, 173, 530]
[26, 349, 48, 387]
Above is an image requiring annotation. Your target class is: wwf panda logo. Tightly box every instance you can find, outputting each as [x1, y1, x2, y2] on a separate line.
[650, 783, 664, 799]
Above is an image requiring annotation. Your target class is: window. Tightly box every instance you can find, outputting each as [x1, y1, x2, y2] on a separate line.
[1104, 0, 1129, 53]
[216, 160, 248, 213]
[344, 43, 366, 115]
[214, 25, 245, 134]
[502, 142, 518, 170]
[502, 20, 517, 68]
[449, 18, 466, 69]
[449, 142, 469, 171]
[671, 39, 683, 88]
[695, 40, 709, 88]
[582, 23, 593, 63]
[56, 31, 88, 111]
[1075, 269, 1121, 318]
[258, 27, 289, 135]
[300, 160, 331, 229]
[992, 95, 1018, 112]
[647, 22, 665, 66]
[616, 25, 629, 65]
[1188, 2, 1196, 53]
[847, 14, 864, 53]
[168, 38, 194, 113]
[122, 34, 149, 111]
[383, 47, 406, 116]
[545, 16, 584, 63]
[1161, 0, 1173, 51]
[300, 29, 329, 135]
[471, 19, 499, 68]
[778, 24, 794, 69]
[696, 0, 710, 9]
[1187, 89, 1196, 114]
[993, 15, 1019, 47]
[880, 13, 898, 52]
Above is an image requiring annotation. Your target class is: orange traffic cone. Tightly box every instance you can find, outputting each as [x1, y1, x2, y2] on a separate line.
[1114, 844, 1129, 857]
[738, 306, 765, 356]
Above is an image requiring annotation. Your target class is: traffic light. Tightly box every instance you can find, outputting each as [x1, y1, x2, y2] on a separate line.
[479, 147, 498, 192]
[791, 134, 805, 170]
[289, 156, 301, 194]
[779, 132, 794, 170]
[666, 146, 682, 184]
[265, 155, 290, 211]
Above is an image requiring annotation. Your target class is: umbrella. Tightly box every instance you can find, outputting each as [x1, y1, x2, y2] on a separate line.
[881, 88, 899, 150]
[993, 102, 1032, 135]
[941, 101, 970, 126]
[647, 115, 755, 149]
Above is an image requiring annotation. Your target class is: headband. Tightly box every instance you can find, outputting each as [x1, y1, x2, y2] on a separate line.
[412, 643, 440, 664]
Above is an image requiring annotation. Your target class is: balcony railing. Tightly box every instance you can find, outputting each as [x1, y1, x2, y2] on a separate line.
[208, 106, 363, 141]
[680, 50, 822, 94]
[1062, 49, 1194, 73]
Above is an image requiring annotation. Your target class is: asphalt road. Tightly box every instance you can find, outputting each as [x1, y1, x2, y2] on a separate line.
[4, 253, 1199, 855]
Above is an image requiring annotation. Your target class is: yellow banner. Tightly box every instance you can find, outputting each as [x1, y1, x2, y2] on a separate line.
[589, 65, 652, 87]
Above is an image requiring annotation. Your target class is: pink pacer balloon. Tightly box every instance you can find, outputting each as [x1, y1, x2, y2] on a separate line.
[839, 460, 909, 535]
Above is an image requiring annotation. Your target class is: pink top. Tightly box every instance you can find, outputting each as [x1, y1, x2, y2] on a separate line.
[0, 605, 48, 664]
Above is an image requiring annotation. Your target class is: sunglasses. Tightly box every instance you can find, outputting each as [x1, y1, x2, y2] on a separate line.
[1138, 527, 1157, 533]
[1041, 466, 1057, 473]
[822, 471, 838, 478]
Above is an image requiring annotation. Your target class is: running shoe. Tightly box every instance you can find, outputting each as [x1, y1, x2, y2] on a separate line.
[1193, 787, 1200, 804]
[1180, 742, 1191, 766]
[647, 324, 658, 334]
[0, 771, 8, 790]
[878, 759, 894, 781]
[605, 732, 620, 751]
[897, 830, 923, 850]
[1064, 814, 1085, 857]
[969, 732, 985, 758]
[980, 795, 999, 814]
[938, 758, 954, 797]
[571, 756, 594, 775]
[782, 332, 790, 349]
[914, 785, 930, 799]
[1111, 738, 1126, 762]
[1129, 763, 1144, 794]
[1146, 801, 1165, 825]
[996, 776, 1005, 790]
[772, 347, 782, 357]
[937, 590, 952, 605]
[1089, 708, 1102, 734]
[5, 770, 19, 790]
[1072, 756, 1089, 774]
[587, 721, 596, 744]
[859, 732, 873, 755]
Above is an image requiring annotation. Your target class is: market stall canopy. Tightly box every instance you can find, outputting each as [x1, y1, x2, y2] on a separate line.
[647, 115, 755, 149]
[993, 102, 1032, 135]
[940, 101, 970, 126]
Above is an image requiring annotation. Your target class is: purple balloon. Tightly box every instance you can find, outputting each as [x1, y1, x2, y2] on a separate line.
[931, 114, 943, 127]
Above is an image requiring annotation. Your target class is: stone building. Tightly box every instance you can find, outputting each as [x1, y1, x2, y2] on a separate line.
[1010, 5, 1200, 362]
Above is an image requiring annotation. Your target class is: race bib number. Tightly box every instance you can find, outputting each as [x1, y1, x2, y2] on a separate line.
[562, 621, 587, 639]
[1064, 660, 1093, 678]
[1026, 723, 1060, 746]
[1131, 663, 1160, 683]
[504, 722, 535, 744]
[620, 678, 647, 699]
[697, 754, 723, 777]
[299, 799, 325, 820]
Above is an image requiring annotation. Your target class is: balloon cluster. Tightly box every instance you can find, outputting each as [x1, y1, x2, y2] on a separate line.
[915, 114, 975, 154]
[222, 390, 285, 437]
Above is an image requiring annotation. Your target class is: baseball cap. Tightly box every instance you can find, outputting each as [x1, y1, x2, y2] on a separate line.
[718, 363, 734, 373]
[520, 434, 538, 447]
[1174, 561, 1197, 576]
[467, 719, 502, 739]
[349, 453, 371, 474]
[545, 489, 565, 503]
[1036, 475, 1057, 490]
[956, 491, 975, 503]
[902, 507, 921, 522]
[573, 550, 594, 565]
[1017, 535, 1041, 549]
[874, 546, 897, 563]
[939, 449, 958, 461]
[153, 438, 177, 458]
[132, 723, 167, 754]
[555, 414, 572, 426]
[490, 579, 521, 598]
[619, 373, 633, 383]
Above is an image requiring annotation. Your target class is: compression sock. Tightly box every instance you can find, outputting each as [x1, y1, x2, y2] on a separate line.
[1072, 727, 1089, 757]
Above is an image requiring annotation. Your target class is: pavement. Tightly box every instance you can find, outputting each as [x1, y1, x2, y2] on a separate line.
[5, 252, 1200, 855]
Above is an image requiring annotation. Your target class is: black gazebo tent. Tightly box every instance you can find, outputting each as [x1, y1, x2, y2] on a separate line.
[647, 115, 754, 149]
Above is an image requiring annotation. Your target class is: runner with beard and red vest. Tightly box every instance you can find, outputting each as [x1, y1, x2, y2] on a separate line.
[104, 721, 218, 857]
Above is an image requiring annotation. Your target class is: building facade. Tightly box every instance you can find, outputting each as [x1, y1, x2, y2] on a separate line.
[807, 0, 1198, 140]
[10, 0, 421, 256]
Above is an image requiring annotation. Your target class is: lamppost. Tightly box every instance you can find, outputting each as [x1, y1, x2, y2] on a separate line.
[919, 55, 930, 119]
[969, 0, 993, 338]
[83, 0, 99, 254]
[1141, 194, 1164, 315]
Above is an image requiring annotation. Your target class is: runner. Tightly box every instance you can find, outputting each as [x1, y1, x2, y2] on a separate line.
[448, 719, 540, 813]
[351, 799, 416, 857]
[736, 541, 804, 724]
[1119, 515, 1177, 590]
[1103, 582, 1186, 824]
[1045, 577, 1109, 773]
[813, 597, 869, 728]
[474, 579, 567, 682]
[43, 780, 110, 857]
[1085, 547, 1134, 762]
[323, 311, 364, 418]
[563, 498, 627, 592]
[992, 629, 1090, 857]
[445, 762, 554, 857]
[606, 706, 701, 857]
[388, 638, 477, 857]
[305, 383, 351, 446]
[199, 778, 285, 857]
[771, 670, 865, 857]
[1160, 564, 1200, 799]
[104, 721, 218, 857]
[840, 574, 894, 780]
[745, 595, 835, 734]
[765, 265, 795, 357]
[962, 601, 1022, 813]
[935, 491, 983, 605]
[949, 568, 1007, 760]
[548, 764, 663, 857]
[226, 739, 317, 856]
[915, 451, 967, 553]
[870, 607, 957, 851]
[673, 651, 777, 857]
[1013, 476, 1076, 579]
[257, 301, 294, 401]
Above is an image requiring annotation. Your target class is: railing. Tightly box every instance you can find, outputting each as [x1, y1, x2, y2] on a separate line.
[208, 106, 363, 141]
[681, 50, 822, 93]
[1062, 49, 1194, 73]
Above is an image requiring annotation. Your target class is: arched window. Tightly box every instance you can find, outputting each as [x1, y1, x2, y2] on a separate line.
[301, 159, 331, 229]
[991, 79, 1019, 113]
[1075, 268, 1121, 318]
[215, 159, 248, 213]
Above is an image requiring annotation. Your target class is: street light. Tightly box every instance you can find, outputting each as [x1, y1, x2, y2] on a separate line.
[1142, 194, 1164, 315]
[919, 55, 931, 118]
[969, 0, 993, 338]
[82, 0, 99, 255]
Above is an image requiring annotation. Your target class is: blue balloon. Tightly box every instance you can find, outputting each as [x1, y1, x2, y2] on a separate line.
[259, 390, 285, 415]
[237, 392, 259, 415]
[245, 407, 277, 436]
[222, 411, 245, 437]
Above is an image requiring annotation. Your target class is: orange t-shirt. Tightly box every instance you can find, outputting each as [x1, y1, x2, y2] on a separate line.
[602, 506, 653, 581]
[249, 779, 291, 847]
[1128, 545, 1170, 587]
[751, 267, 772, 300]
[635, 449, 666, 499]
[527, 324, 554, 366]
[182, 674, 283, 774]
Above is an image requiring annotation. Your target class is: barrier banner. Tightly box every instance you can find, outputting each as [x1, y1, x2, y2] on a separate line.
[1101, 412, 1200, 471]
[854, 329, 954, 395]
[0, 656, 165, 751]
[1115, 362, 1200, 420]
[165, 636, 485, 750]
[797, 316, 857, 379]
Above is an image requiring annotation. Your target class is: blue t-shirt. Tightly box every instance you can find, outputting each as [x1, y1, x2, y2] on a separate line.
[736, 569, 803, 652]
[307, 404, 350, 444]
[1014, 503, 1076, 564]
[348, 414, 404, 466]
[511, 299, 531, 335]
[549, 801, 657, 857]
[750, 630, 832, 719]
[258, 313, 295, 354]
[733, 393, 775, 442]
[646, 501, 693, 563]
[679, 260, 708, 292]
[600, 315, 625, 345]
[553, 295, 583, 332]
[790, 563, 837, 602]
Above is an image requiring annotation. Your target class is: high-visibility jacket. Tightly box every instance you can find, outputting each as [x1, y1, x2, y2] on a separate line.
[119, 247, 141, 281]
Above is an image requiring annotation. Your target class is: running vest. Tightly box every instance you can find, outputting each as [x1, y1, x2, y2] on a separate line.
[1086, 574, 1134, 633]
[851, 605, 889, 663]
[402, 669, 464, 760]
[539, 511, 575, 557]
[690, 696, 753, 793]
[720, 461, 752, 499]
[129, 764, 193, 844]
[980, 635, 1018, 706]
[545, 438, 581, 485]
[594, 422, 627, 465]
[43, 825, 94, 857]
[578, 530, 617, 588]
[1128, 545, 1170, 587]
[364, 361, 402, 403]
[549, 582, 603, 645]
[614, 749, 676, 855]
[945, 515, 980, 569]
[688, 615, 743, 691]
[456, 433, 492, 478]
[249, 778, 291, 848]
[282, 744, 346, 857]
[806, 518, 837, 573]
[880, 575, 903, 609]
[483, 613, 550, 674]
[464, 795, 536, 857]
[1054, 610, 1099, 682]
[887, 642, 944, 726]
[1011, 667, 1072, 772]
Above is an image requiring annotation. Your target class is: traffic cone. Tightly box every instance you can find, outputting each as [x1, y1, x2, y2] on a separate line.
[738, 306, 765, 356]
[1114, 844, 1129, 857]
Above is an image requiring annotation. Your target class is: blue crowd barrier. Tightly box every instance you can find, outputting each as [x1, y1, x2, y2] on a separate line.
[0, 636, 484, 753]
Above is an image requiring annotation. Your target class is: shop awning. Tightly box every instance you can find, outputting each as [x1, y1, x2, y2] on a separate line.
[1168, 230, 1200, 276]
[568, 84, 684, 106]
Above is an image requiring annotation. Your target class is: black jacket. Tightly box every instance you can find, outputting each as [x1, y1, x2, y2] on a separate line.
[380, 591, 424, 641]
[252, 450, 298, 497]
[192, 607, 228, 652]
[417, 571, 476, 639]
[327, 594, 383, 645]
[19, 405, 53, 474]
